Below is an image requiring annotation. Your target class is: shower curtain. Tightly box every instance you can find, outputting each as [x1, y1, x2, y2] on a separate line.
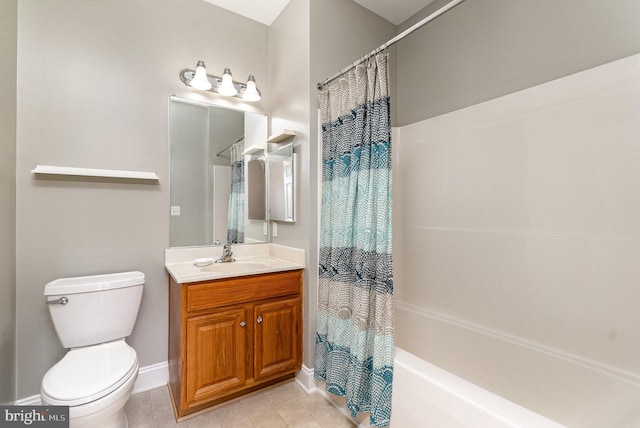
[226, 141, 244, 244]
[315, 51, 394, 427]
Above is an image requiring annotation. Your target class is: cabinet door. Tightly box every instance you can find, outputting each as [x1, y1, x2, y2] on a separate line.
[186, 307, 247, 405]
[254, 297, 302, 381]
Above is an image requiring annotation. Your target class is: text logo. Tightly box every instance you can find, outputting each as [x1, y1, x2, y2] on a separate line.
[0, 406, 68, 427]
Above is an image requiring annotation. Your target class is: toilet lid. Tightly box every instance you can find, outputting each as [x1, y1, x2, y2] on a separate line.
[41, 340, 138, 406]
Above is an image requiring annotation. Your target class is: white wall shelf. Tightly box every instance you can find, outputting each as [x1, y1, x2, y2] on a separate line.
[31, 165, 160, 181]
[242, 146, 266, 155]
[267, 129, 296, 143]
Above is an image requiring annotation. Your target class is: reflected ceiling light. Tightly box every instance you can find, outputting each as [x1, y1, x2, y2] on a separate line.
[179, 61, 261, 103]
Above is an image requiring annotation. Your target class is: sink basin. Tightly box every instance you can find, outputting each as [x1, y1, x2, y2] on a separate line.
[201, 261, 270, 274]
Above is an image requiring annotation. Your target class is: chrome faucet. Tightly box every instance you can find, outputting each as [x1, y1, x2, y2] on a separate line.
[216, 243, 235, 263]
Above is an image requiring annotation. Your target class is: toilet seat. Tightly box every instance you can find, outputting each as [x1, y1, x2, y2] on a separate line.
[41, 340, 138, 407]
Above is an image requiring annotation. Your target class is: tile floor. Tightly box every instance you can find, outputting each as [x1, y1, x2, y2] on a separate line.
[124, 381, 357, 428]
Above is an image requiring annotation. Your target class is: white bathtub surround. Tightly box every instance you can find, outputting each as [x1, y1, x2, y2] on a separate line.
[395, 304, 640, 427]
[164, 243, 305, 283]
[394, 53, 640, 427]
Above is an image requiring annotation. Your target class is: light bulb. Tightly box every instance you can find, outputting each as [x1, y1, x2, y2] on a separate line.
[189, 60, 212, 90]
[218, 68, 238, 96]
[242, 75, 261, 102]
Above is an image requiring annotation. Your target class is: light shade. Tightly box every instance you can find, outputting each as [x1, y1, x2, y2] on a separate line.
[242, 75, 261, 102]
[218, 68, 238, 96]
[189, 60, 212, 90]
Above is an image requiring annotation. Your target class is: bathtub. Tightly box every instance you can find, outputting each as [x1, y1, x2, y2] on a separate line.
[391, 348, 562, 428]
[391, 303, 640, 428]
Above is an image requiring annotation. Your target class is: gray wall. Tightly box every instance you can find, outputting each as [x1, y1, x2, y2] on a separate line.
[209, 108, 244, 168]
[0, 0, 17, 405]
[309, 0, 398, 127]
[396, 0, 640, 126]
[169, 102, 209, 247]
[15, 0, 268, 398]
[269, 0, 395, 369]
[269, 0, 314, 367]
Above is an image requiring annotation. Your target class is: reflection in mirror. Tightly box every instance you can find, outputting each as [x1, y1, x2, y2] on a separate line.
[169, 97, 268, 247]
[269, 143, 295, 222]
[247, 157, 266, 220]
[226, 142, 245, 243]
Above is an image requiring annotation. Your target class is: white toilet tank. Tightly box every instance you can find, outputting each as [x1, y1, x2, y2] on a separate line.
[45, 271, 144, 349]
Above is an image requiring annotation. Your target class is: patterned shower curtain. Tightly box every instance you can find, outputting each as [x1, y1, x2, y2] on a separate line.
[315, 51, 394, 427]
[226, 141, 244, 244]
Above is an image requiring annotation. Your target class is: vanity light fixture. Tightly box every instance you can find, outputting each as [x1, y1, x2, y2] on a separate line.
[179, 61, 261, 102]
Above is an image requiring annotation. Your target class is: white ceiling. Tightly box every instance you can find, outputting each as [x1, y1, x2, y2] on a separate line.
[201, 0, 289, 25]
[202, 0, 435, 26]
[352, 0, 435, 25]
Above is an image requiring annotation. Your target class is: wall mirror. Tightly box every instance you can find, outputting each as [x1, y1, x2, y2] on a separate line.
[268, 143, 295, 222]
[169, 96, 268, 247]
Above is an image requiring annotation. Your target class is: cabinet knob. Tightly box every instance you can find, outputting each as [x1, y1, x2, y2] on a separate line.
[240, 321, 247, 327]
[257, 316, 263, 324]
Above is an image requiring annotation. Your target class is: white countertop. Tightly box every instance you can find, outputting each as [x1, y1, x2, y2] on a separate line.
[165, 243, 305, 284]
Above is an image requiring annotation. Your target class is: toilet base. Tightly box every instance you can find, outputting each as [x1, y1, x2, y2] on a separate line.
[68, 401, 129, 428]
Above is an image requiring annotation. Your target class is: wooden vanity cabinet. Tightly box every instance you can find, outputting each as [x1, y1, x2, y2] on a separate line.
[168, 270, 303, 419]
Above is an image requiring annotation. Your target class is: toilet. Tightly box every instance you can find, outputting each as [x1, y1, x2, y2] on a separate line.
[41, 271, 144, 428]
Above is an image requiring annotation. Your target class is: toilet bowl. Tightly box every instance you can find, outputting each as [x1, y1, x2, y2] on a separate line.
[42, 271, 144, 428]
[42, 340, 139, 427]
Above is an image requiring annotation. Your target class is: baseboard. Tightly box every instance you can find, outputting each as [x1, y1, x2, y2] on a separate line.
[132, 361, 169, 395]
[295, 364, 317, 392]
[14, 395, 41, 406]
[13, 361, 169, 405]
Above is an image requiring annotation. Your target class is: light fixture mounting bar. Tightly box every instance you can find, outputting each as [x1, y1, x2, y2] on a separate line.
[179, 68, 260, 100]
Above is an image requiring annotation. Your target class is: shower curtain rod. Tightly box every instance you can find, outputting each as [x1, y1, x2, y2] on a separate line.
[316, 0, 466, 90]
[216, 135, 244, 157]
